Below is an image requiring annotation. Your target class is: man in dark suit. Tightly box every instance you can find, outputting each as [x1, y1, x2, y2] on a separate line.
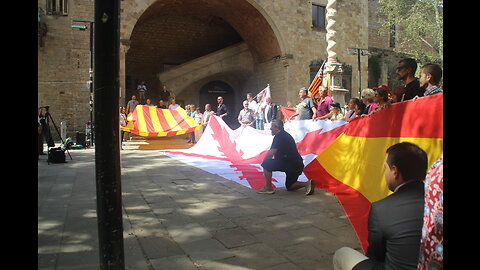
[264, 96, 278, 128]
[333, 142, 428, 270]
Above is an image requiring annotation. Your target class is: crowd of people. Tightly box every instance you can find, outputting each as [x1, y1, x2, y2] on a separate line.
[116, 58, 444, 268]
[120, 58, 443, 147]
[287, 58, 443, 124]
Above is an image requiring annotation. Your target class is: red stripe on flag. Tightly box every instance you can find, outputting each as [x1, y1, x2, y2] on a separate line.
[280, 107, 296, 122]
[130, 109, 140, 135]
[140, 106, 155, 134]
[345, 94, 443, 138]
[170, 110, 191, 129]
[304, 159, 371, 252]
[156, 109, 173, 131]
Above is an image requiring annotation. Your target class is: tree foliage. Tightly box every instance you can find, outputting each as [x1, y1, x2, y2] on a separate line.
[377, 0, 443, 65]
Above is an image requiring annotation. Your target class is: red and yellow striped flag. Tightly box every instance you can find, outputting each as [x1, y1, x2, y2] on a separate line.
[122, 105, 203, 136]
[308, 60, 326, 98]
[304, 94, 443, 252]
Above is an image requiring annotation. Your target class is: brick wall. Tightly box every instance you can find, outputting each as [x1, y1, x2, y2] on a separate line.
[38, 0, 94, 140]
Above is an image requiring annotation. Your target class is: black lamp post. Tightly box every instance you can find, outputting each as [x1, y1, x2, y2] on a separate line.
[347, 47, 370, 98]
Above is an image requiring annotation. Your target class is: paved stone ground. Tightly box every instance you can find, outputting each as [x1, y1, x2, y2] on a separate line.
[38, 148, 361, 270]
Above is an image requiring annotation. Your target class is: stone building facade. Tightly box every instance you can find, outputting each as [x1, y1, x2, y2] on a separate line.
[38, 0, 405, 137]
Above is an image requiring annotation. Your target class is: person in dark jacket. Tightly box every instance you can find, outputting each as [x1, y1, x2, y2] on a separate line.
[264, 96, 278, 130]
[333, 142, 428, 270]
[395, 58, 425, 101]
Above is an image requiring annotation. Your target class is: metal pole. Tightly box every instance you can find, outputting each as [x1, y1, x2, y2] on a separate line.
[94, 0, 124, 269]
[89, 21, 95, 146]
[357, 48, 361, 98]
[71, 20, 95, 146]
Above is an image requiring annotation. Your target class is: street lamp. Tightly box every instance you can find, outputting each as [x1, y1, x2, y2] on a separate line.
[72, 20, 95, 146]
[347, 47, 370, 98]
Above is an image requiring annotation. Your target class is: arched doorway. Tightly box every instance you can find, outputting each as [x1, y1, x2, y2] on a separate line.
[124, 0, 284, 105]
[199, 80, 238, 128]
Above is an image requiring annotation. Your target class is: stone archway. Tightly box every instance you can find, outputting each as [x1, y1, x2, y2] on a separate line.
[121, 0, 284, 105]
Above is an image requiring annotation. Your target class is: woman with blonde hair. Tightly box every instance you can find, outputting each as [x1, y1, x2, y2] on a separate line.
[360, 88, 377, 115]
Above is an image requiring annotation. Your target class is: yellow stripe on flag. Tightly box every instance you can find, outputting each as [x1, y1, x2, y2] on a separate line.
[163, 109, 180, 131]
[148, 106, 162, 132]
[316, 134, 443, 203]
[135, 106, 149, 136]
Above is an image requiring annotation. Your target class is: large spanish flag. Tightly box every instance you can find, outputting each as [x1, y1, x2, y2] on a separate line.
[304, 94, 443, 252]
[122, 105, 203, 136]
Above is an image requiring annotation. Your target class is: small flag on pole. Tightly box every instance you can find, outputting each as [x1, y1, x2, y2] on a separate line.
[308, 60, 326, 99]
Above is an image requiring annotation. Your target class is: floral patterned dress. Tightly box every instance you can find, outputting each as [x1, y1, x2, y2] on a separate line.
[418, 155, 443, 269]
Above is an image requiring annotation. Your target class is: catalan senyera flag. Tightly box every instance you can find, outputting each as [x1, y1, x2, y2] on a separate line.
[308, 60, 326, 98]
[303, 93, 443, 252]
[122, 105, 203, 136]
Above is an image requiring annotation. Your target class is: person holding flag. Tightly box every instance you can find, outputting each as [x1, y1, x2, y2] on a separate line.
[288, 87, 317, 120]
[254, 94, 266, 130]
[252, 84, 272, 129]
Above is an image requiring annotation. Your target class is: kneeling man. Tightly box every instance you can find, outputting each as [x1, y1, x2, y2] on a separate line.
[257, 119, 314, 195]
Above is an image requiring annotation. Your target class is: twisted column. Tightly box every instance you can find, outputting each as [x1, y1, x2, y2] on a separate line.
[325, 0, 340, 72]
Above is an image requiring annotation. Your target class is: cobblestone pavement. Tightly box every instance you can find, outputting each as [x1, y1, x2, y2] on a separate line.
[38, 148, 361, 270]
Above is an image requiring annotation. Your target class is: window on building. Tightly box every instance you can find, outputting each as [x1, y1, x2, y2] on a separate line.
[46, 0, 68, 16]
[312, 4, 326, 29]
[389, 24, 396, 48]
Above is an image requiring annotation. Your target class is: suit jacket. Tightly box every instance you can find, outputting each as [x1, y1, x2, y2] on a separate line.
[354, 181, 424, 270]
[265, 103, 278, 122]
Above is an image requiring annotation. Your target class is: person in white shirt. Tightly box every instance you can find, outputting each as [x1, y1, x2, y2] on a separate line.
[201, 104, 213, 133]
[246, 93, 257, 111]
[254, 95, 266, 130]
[168, 98, 180, 110]
[194, 107, 204, 142]
[119, 107, 127, 150]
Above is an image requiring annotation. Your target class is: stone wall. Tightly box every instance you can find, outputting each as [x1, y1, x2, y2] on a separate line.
[38, 0, 94, 139]
[39, 0, 385, 139]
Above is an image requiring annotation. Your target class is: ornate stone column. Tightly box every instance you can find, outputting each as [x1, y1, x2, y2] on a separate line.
[119, 39, 131, 106]
[324, 0, 348, 105]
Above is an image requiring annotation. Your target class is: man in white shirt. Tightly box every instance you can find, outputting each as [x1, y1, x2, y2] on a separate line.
[246, 93, 257, 111]
[168, 98, 180, 110]
[202, 104, 213, 132]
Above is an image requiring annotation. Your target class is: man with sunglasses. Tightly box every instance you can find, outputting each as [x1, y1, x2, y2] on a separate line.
[395, 58, 425, 101]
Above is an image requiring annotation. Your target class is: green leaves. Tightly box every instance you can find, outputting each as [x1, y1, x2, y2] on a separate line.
[377, 0, 443, 65]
